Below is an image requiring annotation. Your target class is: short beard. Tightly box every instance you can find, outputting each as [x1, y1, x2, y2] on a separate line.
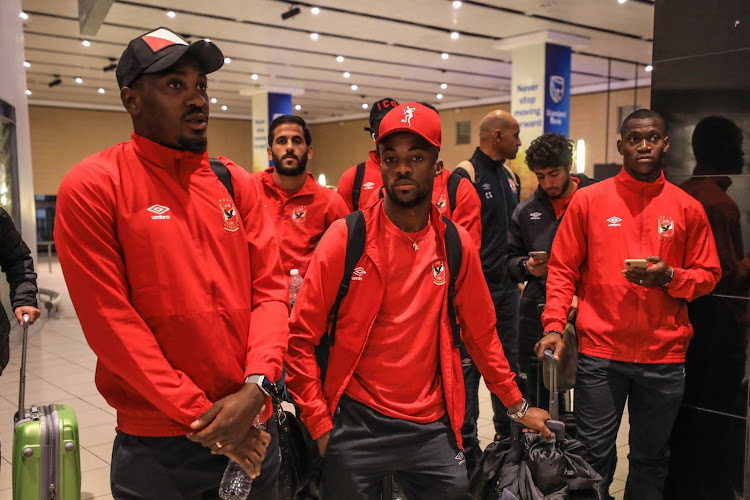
[384, 184, 430, 208]
[273, 154, 307, 177]
[178, 136, 207, 154]
[549, 175, 571, 199]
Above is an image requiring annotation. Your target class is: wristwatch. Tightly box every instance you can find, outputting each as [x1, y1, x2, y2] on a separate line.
[245, 374, 273, 397]
[662, 266, 675, 287]
[507, 398, 529, 421]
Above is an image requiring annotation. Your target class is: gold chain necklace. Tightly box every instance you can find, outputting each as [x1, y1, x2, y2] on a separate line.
[394, 215, 430, 251]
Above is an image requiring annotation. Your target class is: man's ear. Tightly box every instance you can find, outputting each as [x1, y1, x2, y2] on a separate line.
[121, 87, 141, 118]
[267, 146, 273, 162]
[663, 136, 670, 153]
[616, 139, 624, 156]
[306, 145, 314, 160]
[435, 159, 444, 177]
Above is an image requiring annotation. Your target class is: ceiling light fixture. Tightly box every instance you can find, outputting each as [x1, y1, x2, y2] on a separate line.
[103, 58, 117, 71]
[98, 87, 105, 94]
[351, 84, 358, 90]
[362, 103, 368, 109]
[23, 61, 30, 68]
[224, 57, 232, 64]
[441, 53, 450, 60]
[20, 12, 28, 20]
[452, 1, 462, 8]
[82, 40, 91, 47]
[48, 75, 62, 87]
[450, 31, 460, 40]
[310, 33, 319, 40]
[440, 83, 447, 89]
[311, 7, 320, 15]
[295, 104, 302, 110]
[437, 93, 444, 99]
[336, 56, 344, 63]
[25, 89, 31, 96]
[221, 105, 228, 111]
[645, 65, 653, 71]
[167, 10, 176, 18]
[251, 73, 259, 80]
[75, 77, 83, 84]
[211, 98, 217, 104]
[617, 0, 627, 4]
[343, 72, 350, 78]
[204, 38, 211, 42]
[281, 6, 301, 20]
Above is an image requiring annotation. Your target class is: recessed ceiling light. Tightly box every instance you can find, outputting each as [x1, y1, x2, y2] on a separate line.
[75, 77, 83, 84]
[295, 104, 302, 110]
[362, 103, 368, 109]
[336, 56, 344, 63]
[211, 97, 217, 104]
[25, 89, 31, 95]
[645, 65, 653, 72]
[618, 0, 627, 4]
[310, 33, 319, 40]
[450, 32, 460, 40]
[350, 84, 358, 91]
[204, 38, 211, 42]
[167, 10, 176, 18]
[20, 12, 28, 20]
[441, 53, 449, 60]
[311, 7, 320, 15]
[98, 88, 105, 94]
[452, 1, 462, 8]
[82, 40, 91, 47]
[343, 72, 351, 78]
[23, 61, 30, 68]
[221, 105, 228, 111]
[224, 57, 231, 64]
[437, 93, 444, 99]
[251, 73, 259, 80]
[440, 83, 447, 89]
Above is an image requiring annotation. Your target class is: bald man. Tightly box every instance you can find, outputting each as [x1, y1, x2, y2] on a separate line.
[454, 110, 522, 472]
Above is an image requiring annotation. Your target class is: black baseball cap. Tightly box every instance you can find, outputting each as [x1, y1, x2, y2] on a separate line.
[116, 27, 224, 89]
[365, 97, 399, 137]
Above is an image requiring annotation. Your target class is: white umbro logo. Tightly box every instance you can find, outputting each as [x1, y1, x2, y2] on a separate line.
[363, 182, 376, 190]
[607, 216, 622, 227]
[351, 267, 366, 281]
[147, 204, 171, 220]
[530, 212, 542, 220]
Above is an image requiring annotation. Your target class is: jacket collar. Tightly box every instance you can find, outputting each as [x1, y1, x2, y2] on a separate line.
[260, 168, 318, 197]
[471, 147, 505, 170]
[614, 166, 665, 198]
[130, 132, 207, 172]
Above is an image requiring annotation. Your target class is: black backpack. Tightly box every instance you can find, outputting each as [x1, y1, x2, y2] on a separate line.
[317, 210, 464, 381]
[209, 157, 234, 201]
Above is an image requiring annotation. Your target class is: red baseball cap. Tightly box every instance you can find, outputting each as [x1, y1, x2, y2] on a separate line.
[376, 102, 441, 149]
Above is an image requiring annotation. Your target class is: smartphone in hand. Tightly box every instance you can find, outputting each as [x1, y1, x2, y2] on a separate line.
[529, 251, 550, 261]
[624, 258, 648, 270]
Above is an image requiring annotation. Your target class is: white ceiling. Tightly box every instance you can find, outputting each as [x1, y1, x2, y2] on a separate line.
[20, 0, 655, 123]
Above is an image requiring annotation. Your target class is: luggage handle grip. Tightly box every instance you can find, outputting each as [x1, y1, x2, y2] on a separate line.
[543, 348, 559, 419]
[545, 419, 565, 443]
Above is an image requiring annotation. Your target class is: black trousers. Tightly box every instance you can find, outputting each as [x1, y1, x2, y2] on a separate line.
[321, 395, 471, 500]
[110, 417, 280, 500]
[575, 354, 685, 500]
[459, 345, 481, 477]
[488, 287, 521, 438]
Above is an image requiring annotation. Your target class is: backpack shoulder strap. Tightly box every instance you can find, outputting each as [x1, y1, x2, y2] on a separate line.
[442, 217, 463, 348]
[447, 171, 463, 214]
[209, 157, 235, 202]
[454, 160, 476, 184]
[351, 162, 367, 210]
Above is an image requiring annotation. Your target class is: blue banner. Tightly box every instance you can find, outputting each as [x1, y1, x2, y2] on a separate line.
[543, 43, 571, 136]
[268, 93, 292, 123]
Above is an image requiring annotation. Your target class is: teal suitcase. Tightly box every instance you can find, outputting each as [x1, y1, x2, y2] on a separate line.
[12, 315, 81, 499]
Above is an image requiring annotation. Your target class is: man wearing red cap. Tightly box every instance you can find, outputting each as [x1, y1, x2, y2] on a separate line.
[286, 102, 550, 498]
[55, 27, 288, 498]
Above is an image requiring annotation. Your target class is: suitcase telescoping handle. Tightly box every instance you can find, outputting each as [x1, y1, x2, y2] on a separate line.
[543, 348, 559, 420]
[16, 313, 30, 422]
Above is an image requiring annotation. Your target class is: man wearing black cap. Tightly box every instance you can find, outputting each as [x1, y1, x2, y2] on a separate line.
[337, 97, 399, 212]
[55, 27, 289, 498]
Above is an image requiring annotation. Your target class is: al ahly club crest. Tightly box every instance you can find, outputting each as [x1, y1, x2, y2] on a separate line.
[219, 199, 239, 232]
[292, 205, 307, 225]
[658, 216, 674, 239]
[432, 260, 446, 286]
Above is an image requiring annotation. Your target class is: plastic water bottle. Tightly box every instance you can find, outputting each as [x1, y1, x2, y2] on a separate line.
[289, 269, 303, 308]
[218, 411, 266, 500]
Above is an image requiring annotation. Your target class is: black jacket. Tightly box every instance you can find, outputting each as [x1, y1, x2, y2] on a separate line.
[458, 147, 521, 291]
[505, 174, 597, 304]
[0, 208, 38, 374]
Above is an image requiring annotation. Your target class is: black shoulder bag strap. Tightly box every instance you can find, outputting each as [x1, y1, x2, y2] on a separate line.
[209, 157, 235, 202]
[316, 210, 366, 382]
[447, 171, 463, 214]
[442, 217, 463, 348]
[351, 162, 367, 211]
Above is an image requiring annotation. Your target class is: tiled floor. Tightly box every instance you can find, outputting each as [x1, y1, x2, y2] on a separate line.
[0, 259, 630, 498]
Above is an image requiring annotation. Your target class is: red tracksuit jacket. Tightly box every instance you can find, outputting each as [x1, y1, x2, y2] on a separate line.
[285, 200, 522, 448]
[432, 168, 483, 250]
[336, 151, 383, 212]
[543, 168, 721, 363]
[55, 133, 289, 436]
[253, 168, 349, 278]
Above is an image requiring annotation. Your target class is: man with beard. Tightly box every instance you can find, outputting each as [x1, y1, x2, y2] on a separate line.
[285, 102, 551, 499]
[505, 133, 597, 409]
[253, 115, 348, 278]
[54, 27, 289, 498]
[538, 109, 721, 500]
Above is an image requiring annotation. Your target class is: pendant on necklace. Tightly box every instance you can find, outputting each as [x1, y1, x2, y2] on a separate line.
[412, 242, 419, 251]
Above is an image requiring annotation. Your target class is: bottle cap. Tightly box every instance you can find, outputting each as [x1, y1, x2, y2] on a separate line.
[290, 269, 299, 276]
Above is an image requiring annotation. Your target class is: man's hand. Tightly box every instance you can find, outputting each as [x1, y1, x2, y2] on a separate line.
[220, 426, 271, 479]
[622, 256, 673, 287]
[316, 430, 331, 458]
[517, 407, 552, 439]
[535, 332, 564, 361]
[567, 296, 578, 323]
[15, 306, 40, 325]
[525, 257, 549, 277]
[187, 383, 267, 451]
